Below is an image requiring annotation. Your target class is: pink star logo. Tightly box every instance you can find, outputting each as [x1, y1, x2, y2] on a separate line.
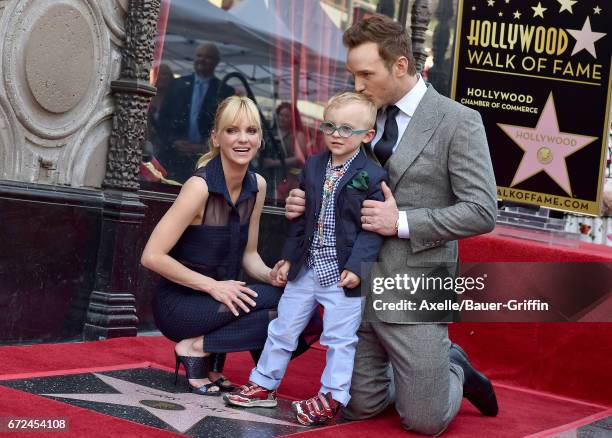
[498, 93, 598, 196]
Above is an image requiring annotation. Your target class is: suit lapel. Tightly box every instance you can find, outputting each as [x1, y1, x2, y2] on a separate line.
[201, 76, 219, 112]
[183, 75, 195, 112]
[312, 152, 329, 215]
[363, 142, 379, 165]
[388, 85, 441, 191]
[335, 148, 367, 202]
[311, 149, 366, 214]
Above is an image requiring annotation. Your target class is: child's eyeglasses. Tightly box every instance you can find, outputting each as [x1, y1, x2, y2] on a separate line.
[319, 122, 369, 138]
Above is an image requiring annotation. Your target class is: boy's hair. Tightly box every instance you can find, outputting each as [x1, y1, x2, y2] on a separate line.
[343, 14, 417, 75]
[324, 91, 377, 129]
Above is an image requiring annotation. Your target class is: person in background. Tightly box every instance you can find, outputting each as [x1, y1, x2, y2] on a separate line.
[157, 43, 234, 182]
[146, 64, 175, 159]
[376, 0, 395, 18]
[262, 102, 309, 200]
[603, 178, 612, 214]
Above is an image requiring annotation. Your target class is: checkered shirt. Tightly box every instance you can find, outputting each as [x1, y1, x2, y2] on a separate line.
[307, 151, 360, 287]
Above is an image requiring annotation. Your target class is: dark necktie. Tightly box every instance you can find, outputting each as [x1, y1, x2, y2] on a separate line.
[374, 105, 400, 166]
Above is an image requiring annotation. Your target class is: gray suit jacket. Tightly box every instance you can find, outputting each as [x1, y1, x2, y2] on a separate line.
[365, 85, 497, 323]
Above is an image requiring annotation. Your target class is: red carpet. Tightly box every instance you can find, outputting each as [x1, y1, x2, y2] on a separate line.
[455, 227, 612, 409]
[459, 226, 612, 263]
[0, 334, 610, 437]
[0, 383, 183, 438]
[1, 230, 610, 436]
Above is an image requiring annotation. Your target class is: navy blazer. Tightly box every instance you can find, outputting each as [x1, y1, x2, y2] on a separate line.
[156, 74, 234, 181]
[281, 148, 388, 297]
[158, 74, 234, 143]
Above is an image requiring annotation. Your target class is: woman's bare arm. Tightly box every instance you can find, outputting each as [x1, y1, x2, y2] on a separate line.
[141, 176, 259, 315]
[241, 174, 286, 286]
[141, 176, 216, 292]
[241, 174, 274, 283]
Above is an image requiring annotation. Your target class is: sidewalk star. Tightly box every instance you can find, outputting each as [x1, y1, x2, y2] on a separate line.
[497, 93, 598, 196]
[44, 373, 298, 433]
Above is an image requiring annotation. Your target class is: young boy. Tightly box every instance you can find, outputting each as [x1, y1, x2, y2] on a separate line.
[225, 92, 388, 425]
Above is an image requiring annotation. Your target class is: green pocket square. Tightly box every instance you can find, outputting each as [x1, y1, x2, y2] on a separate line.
[348, 171, 369, 191]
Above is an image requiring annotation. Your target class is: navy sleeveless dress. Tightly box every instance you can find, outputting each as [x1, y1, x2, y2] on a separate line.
[152, 155, 320, 353]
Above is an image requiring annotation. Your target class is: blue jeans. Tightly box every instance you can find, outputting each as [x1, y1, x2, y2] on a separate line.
[250, 267, 364, 406]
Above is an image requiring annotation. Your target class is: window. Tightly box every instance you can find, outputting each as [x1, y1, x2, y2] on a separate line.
[143, 0, 355, 205]
[141, 0, 446, 207]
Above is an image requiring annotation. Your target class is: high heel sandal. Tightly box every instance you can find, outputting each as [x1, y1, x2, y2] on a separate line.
[209, 353, 235, 392]
[174, 352, 222, 396]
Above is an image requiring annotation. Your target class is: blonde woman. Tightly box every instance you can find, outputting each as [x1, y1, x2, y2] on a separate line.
[142, 96, 316, 395]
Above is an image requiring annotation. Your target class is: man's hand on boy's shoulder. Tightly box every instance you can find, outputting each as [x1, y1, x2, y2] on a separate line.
[361, 181, 399, 236]
[285, 188, 306, 220]
[339, 269, 360, 289]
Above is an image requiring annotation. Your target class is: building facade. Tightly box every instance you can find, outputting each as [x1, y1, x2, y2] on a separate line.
[0, 0, 454, 344]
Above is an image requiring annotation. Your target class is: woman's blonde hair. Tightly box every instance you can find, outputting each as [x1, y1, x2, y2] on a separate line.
[197, 95, 263, 168]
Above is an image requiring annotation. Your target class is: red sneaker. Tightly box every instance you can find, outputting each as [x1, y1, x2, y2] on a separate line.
[225, 382, 278, 408]
[291, 393, 339, 426]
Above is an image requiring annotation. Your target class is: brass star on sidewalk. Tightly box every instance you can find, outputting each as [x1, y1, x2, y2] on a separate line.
[532, 2, 547, 18]
[557, 0, 577, 14]
[44, 373, 298, 434]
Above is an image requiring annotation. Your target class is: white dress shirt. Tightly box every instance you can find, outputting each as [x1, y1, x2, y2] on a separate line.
[372, 76, 428, 239]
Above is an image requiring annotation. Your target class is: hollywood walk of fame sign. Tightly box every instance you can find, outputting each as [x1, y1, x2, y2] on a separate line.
[451, 0, 611, 215]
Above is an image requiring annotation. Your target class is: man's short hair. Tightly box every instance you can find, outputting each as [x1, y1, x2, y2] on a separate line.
[343, 14, 416, 75]
[325, 91, 377, 128]
[196, 43, 221, 62]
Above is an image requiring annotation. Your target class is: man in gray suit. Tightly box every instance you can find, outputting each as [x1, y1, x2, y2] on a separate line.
[285, 15, 498, 435]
